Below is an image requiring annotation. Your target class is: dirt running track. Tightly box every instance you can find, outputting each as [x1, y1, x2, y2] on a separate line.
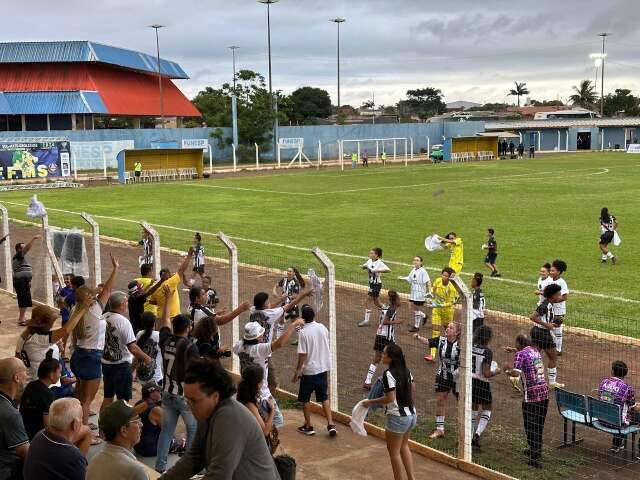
[4, 223, 640, 479]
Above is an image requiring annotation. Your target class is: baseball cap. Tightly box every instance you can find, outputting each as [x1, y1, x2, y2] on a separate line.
[99, 400, 146, 439]
[127, 280, 142, 295]
[243, 321, 265, 341]
[142, 381, 160, 398]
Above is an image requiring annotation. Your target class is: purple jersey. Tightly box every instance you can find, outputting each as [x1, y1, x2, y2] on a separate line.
[514, 346, 549, 403]
[599, 377, 636, 424]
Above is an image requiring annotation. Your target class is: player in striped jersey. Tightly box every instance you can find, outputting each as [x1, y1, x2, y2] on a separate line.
[138, 229, 153, 267]
[471, 273, 485, 332]
[414, 322, 461, 438]
[599, 207, 618, 264]
[272, 266, 305, 343]
[530, 283, 564, 388]
[363, 291, 402, 390]
[471, 325, 500, 447]
[399, 256, 431, 333]
[358, 248, 391, 327]
[548, 260, 569, 356]
[534, 262, 552, 306]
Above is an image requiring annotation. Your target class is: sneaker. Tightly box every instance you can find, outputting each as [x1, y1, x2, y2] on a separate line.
[610, 445, 624, 454]
[549, 382, 565, 389]
[297, 425, 315, 436]
[494, 272, 501, 277]
[611, 256, 617, 265]
[358, 320, 370, 327]
[429, 429, 445, 439]
[408, 326, 419, 333]
[490, 271, 497, 277]
[472, 433, 481, 447]
[363, 383, 372, 391]
[601, 258, 607, 264]
[424, 354, 435, 362]
[327, 424, 337, 437]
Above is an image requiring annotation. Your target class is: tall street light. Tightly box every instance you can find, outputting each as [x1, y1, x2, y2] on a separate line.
[149, 24, 165, 128]
[228, 46, 240, 149]
[228, 46, 240, 90]
[330, 18, 346, 110]
[258, 0, 279, 156]
[598, 32, 609, 117]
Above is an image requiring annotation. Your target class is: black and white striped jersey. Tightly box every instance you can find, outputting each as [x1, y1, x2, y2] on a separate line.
[428, 336, 460, 381]
[376, 304, 398, 341]
[472, 288, 485, 319]
[534, 299, 555, 329]
[600, 214, 616, 233]
[278, 277, 300, 304]
[193, 243, 205, 268]
[472, 344, 493, 382]
[364, 259, 387, 286]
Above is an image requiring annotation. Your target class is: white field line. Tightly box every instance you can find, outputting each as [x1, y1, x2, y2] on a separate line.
[3, 201, 639, 305]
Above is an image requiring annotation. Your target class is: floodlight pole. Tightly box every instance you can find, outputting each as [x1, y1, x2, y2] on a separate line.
[150, 24, 165, 128]
[228, 46, 240, 90]
[258, 0, 280, 160]
[330, 18, 346, 110]
[599, 33, 608, 117]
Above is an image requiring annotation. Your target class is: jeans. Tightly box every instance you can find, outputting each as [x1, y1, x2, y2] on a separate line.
[522, 399, 549, 462]
[155, 391, 198, 472]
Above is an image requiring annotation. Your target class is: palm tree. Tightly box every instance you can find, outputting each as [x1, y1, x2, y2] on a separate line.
[508, 82, 530, 107]
[569, 80, 597, 109]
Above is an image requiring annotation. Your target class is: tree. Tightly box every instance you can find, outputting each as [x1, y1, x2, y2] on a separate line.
[508, 82, 530, 107]
[569, 80, 597, 109]
[529, 99, 564, 107]
[360, 100, 375, 110]
[603, 89, 640, 117]
[397, 87, 446, 120]
[287, 86, 332, 124]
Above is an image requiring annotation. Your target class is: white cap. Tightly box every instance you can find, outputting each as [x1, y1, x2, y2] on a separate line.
[243, 321, 265, 341]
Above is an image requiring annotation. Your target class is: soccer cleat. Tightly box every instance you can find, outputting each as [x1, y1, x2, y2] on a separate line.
[494, 272, 501, 277]
[601, 258, 607, 264]
[358, 320, 370, 327]
[408, 326, 419, 333]
[429, 429, 445, 439]
[472, 433, 481, 447]
[362, 383, 372, 391]
[327, 424, 337, 437]
[297, 425, 315, 436]
[549, 382, 565, 389]
[611, 256, 617, 265]
[424, 354, 435, 362]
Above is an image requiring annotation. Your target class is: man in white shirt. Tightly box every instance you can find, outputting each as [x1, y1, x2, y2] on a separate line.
[101, 292, 152, 411]
[292, 305, 336, 437]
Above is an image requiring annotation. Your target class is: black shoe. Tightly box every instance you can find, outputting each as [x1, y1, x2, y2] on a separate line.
[297, 425, 315, 436]
[494, 272, 501, 277]
[408, 326, 419, 333]
[601, 259, 607, 264]
[327, 424, 337, 437]
[490, 271, 497, 277]
[611, 256, 617, 265]
[472, 434, 480, 447]
[527, 459, 542, 469]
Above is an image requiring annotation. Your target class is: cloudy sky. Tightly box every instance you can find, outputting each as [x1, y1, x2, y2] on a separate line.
[5, 0, 640, 107]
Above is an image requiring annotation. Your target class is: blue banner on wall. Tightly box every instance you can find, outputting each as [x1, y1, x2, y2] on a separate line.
[0, 140, 71, 180]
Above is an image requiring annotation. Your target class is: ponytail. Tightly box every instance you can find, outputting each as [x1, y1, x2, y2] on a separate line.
[137, 312, 156, 347]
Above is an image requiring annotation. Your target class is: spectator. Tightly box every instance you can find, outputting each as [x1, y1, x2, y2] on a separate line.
[503, 335, 549, 469]
[86, 400, 148, 480]
[101, 291, 153, 411]
[236, 364, 279, 454]
[60, 274, 84, 358]
[127, 279, 157, 335]
[598, 360, 639, 453]
[135, 263, 157, 315]
[292, 304, 337, 437]
[15, 301, 88, 381]
[0, 357, 30, 480]
[160, 358, 280, 480]
[509, 140, 515, 158]
[529, 144, 535, 158]
[19, 358, 61, 440]
[51, 357, 76, 399]
[190, 286, 249, 330]
[149, 249, 192, 320]
[71, 254, 119, 429]
[135, 312, 164, 385]
[201, 275, 218, 309]
[12, 236, 40, 326]
[22, 398, 91, 480]
[362, 343, 416, 480]
[517, 142, 525, 159]
[56, 273, 73, 329]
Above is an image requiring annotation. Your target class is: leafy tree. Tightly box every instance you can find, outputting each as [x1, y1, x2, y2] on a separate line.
[529, 99, 564, 107]
[508, 81, 530, 107]
[603, 89, 640, 117]
[360, 100, 375, 110]
[397, 87, 446, 120]
[287, 86, 332, 124]
[569, 80, 597, 109]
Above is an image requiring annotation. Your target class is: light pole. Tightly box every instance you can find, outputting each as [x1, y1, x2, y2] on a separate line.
[228, 46, 240, 90]
[149, 24, 165, 128]
[330, 18, 346, 110]
[598, 32, 609, 117]
[258, 0, 279, 157]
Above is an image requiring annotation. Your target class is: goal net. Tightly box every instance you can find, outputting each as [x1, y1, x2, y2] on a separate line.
[338, 137, 410, 170]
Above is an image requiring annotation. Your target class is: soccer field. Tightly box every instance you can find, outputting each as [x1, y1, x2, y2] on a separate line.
[2, 152, 639, 336]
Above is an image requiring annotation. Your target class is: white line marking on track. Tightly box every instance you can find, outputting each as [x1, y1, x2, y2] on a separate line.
[590, 168, 609, 175]
[3, 200, 638, 305]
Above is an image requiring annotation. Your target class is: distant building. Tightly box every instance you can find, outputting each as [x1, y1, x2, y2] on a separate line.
[506, 105, 567, 119]
[0, 41, 201, 131]
[445, 100, 481, 112]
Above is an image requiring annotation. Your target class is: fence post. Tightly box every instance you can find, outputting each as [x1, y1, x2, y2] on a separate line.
[311, 247, 337, 412]
[255, 143, 259, 171]
[208, 144, 213, 175]
[410, 137, 414, 163]
[451, 275, 473, 462]
[426, 135, 430, 159]
[317, 140, 322, 169]
[0, 204, 12, 293]
[232, 144, 237, 173]
[40, 215, 61, 306]
[102, 151, 107, 178]
[404, 138, 408, 166]
[339, 141, 344, 171]
[81, 212, 102, 288]
[141, 222, 161, 279]
[217, 232, 240, 374]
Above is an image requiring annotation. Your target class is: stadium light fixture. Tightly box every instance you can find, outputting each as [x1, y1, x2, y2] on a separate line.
[330, 18, 346, 109]
[228, 46, 240, 91]
[598, 33, 609, 116]
[257, 0, 280, 156]
[149, 24, 165, 128]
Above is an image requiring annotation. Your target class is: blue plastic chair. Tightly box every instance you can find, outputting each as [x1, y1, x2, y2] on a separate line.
[588, 396, 640, 459]
[555, 388, 589, 446]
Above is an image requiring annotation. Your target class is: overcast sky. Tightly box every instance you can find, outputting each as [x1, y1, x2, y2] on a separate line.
[5, 0, 640, 107]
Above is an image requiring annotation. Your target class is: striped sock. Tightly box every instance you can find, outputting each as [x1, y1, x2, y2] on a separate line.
[436, 416, 445, 431]
[414, 312, 422, 328]
[472, 411, 479, 430]
[548, 367, 558, 384]
[365, 364, 377, 385]
[476, 411, 491, 436]
[553, 326, 563, 353]
[364, 310, 371, 324]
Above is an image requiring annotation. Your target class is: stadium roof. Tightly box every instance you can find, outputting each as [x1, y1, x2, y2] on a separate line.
[486, 118, 640, 130]
[0, 91, 107, 114]
[0, 41, 188, 79]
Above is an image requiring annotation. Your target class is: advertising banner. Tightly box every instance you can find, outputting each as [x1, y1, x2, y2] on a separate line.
[181, 138, 209, 152]
[70, 140, 134, 170]
[0, 140, 70, 180]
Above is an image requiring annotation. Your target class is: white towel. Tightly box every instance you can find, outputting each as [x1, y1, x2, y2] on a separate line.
[349, 400, 369, 437]
[424, 234, 444, 252]
[613, 231, 622, 246]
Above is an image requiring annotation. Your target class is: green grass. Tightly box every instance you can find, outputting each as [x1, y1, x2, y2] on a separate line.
[2, 152, 639, 336]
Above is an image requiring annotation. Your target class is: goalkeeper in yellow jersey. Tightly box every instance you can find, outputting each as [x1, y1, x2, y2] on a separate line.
[437, 232, 464, 275]
[425, 267, 458, 361]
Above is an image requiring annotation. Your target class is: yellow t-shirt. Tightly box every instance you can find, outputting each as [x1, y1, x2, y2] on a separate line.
[149, 273, 181, 319]
[431, 278, 457, 308]
[136, 277, 158, 315]
[446, 238, 464, 271]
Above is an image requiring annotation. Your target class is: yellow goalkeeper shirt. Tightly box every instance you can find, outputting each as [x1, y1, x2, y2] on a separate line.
[431, 278, 457, 308]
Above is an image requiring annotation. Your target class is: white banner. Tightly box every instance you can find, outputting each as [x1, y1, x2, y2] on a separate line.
[181, 138, 209, 151]
[279, 137, 304, 149]
[626, 144, 640, 153]
[70, 140, 134, 170]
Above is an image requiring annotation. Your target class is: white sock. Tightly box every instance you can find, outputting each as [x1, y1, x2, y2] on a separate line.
[602, 254, 608, 260]
[472, 411, 479, 430]
[607, 251, 614, 258]
[436, 415, 445, 431]
[365, 363, 376, 385]
[476, 411, 491, 436]
[548, 367, 558, 384]
[554, 326, 563, 353]
[364, 310, 371, 324]
[414, 312, 422, 328]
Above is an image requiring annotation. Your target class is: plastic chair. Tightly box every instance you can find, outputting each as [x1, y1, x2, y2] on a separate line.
[555, 388, 589, 447]
[588, 396, 640, 458]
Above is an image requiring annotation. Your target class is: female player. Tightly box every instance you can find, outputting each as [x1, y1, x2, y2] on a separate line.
[438, 232, 463, 275]
[273, 266, 306, 343]
[414, 322, 461, 439]
[399, 256, 431, 333]
[363, 290, 402, 390]
[138, 229, 153, 267]
[471, 325, 500, 447]
[425, 267, 457, 361]
[358, 248, 390, 327]
[548, 259, 569, 356]
[534, 262, 552, 305]
[599, 207, 618, 264]
[529, 283, 564, 388]
[192, 232, 205, 280]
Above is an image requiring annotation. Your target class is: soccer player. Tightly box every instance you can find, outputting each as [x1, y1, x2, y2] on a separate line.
[192, 232, 205, 280]
[548, 259, 569, 356]
[358, 248, 390, 327]
[599, 207, 618, 264]
[529, 283, 563, 388]
[471, 325, 500, 447]
[438, 232, 464, 275]
[362, 149, 369, 167]
[272, 266, 306, 343]
[534, 262, 552, 306]
[414, 322, 461, 439]
[399, 256, 431, 333]
[363, 291, 402, 390]
[482, 228, 500, 277]
[138, 229, 153, 267]
[471, 273, 485, 332]
[425, 267, 457, 361]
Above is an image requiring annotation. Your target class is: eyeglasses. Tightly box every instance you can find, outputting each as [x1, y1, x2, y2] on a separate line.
[127, 417, 142, 426]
